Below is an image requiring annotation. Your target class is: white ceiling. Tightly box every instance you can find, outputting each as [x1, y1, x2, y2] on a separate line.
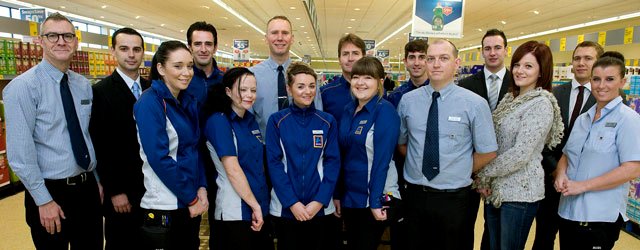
[13, 0, 640, 60]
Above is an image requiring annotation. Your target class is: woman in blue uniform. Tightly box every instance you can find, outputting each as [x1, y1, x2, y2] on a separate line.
[339, 56, 400, 250]
[202, 67, 273, 250]
[134, 40, 208, 250]
[555, 53, 640, 250]
[265, 62, 341, 250]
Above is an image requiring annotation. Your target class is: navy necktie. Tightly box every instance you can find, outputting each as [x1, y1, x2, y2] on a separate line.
[568, 85, 584, 134]
[277, 65, 288, 110]
[60, 74, 91, 170]
[422, 91, 440, 180]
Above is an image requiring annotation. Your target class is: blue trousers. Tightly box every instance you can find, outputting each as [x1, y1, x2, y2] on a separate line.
[485, 201, 539, 250]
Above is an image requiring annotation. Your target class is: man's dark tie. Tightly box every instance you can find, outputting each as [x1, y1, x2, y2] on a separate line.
[568, 85, 585, 134]
[277, 65, 288, 110]
[422, 91, 440, 181]
[60, 74, 91, 170]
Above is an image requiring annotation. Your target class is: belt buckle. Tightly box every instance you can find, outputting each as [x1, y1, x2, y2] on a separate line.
[579, 222, 589, 227]
[66, 176, 77, 186]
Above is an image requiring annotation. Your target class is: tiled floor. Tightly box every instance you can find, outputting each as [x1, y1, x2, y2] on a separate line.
[1, 191, 639, 249]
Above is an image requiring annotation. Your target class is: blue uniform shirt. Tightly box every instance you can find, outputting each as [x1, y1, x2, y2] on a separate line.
[398, 83, 498, 189]
[339, 98, 400, 209]
[135, 79, 206, 210]
[265, 104, 340, 219]
[205, 111, 270, 221]
[559, 97, 640, 222]
[187, 61, 224, 110]
[386, 79, 429, 108]
[321, 75, 353, 123]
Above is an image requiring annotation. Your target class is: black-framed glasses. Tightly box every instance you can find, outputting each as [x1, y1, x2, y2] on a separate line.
[41, 33, 76, 43]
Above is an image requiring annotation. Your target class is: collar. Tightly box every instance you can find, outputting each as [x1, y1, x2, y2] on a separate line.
[228, 109, 254, 122]
[115, 67, 140, 90]
[425, 81, 455, 101]
[571, 78, 592, 92]
[587, 96, 623, 121]
[290, 102, 316, 115]
[339, 76, 350, 88]
[406, 78, 429, 90]
[41, 59, 68, 84]
[264, 57, 292, 71]
[484, 66, 506, 81]
[193, 61, 222, 80]
[359, 97, 380, 113]
[151, 79, 186, 103]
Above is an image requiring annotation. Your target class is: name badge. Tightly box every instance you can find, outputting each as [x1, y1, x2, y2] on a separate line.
[312, 130, 324, 135]
[605, 122, 617, 128]
[81, 99, 91, 105]
[359, 120, 368, 125]
[355, 126, 364, 135]
[313, 135, 324, 148]
[251, 130, 261, 135]
[448, 116, 461, 122]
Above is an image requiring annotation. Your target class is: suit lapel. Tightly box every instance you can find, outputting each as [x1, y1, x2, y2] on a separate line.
[557, 84, 571, 129]
[476, 71, 489, 102]
[110, 70, 137, 103]
[498, 69, 512, 102]
[582, 94, 596, 114]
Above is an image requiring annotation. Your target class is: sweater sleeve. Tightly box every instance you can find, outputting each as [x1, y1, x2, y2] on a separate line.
[479, 98, 553, 178]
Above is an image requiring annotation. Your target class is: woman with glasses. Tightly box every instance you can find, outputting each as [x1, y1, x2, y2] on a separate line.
[134, 40, 208, 250]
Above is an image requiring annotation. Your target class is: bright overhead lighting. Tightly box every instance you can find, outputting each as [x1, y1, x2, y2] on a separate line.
[354, 8, 360, 11]
[296, 17, 301, 20]
[300, 26, 305, 28]
[533, 10, 540, 15]
[376, 20, 411, 48]
[303, 31, 308, 34]
[180, 29, 184, 32]
[60, 6, 65, 9]
[289, 7, 296, 10]
[160, 24, 165, 27]
[500, 20, 507, 25]
[200, 5, 210, 9]
[477, 28, 482, 32]
[221, 16, 228, 19]
[135, 16, 141, 19]
[347, 26, 352, 29]
[99, 16, 104, 19]
[350, 19, 356, 21]
[101, 5, 107, 9]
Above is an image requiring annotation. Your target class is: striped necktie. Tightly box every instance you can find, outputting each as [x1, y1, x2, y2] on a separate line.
[488, 74, 499, 111]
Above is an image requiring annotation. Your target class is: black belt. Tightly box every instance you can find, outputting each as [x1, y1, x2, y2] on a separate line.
[45, 172, 91, 186]
[406, 183, 469, 193]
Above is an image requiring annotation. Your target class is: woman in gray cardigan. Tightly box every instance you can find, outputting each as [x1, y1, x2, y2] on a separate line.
[476, 41, 564, 250]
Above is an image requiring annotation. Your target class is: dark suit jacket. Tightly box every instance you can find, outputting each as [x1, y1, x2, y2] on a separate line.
[457, 69, 513, 106]
[541, 82, 596, 174]
[89, 70, 150, 203]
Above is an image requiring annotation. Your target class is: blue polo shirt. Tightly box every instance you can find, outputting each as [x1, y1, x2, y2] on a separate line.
[339, 97, 400, 209]
[188, 62, 224, 110]
[205, 111, 270, 221]
[385, 79, 429, 108]
[559, 96, 640, 222]
[321, 75, 352, 123]
[265, 104, 341, 219]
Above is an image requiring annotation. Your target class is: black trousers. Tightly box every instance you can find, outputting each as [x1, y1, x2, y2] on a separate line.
[532, 173, 561, 250]
[390, 153, 408, 250]
[211, 219, 274, 250]
[103, 193, 142, 250]
[25, 173, 103, 250]
[272, 215, 335, 250]
[343, 207, 386, 250]
[140, 208, 201, 250]
[405, 184, 472, 250]
[469, 189, 491, 250]
[559, 215, 623, 250]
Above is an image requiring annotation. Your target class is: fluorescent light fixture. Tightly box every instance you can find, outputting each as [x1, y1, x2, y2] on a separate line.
[460, 11, 640, 52]
[376, 20, 411, 48]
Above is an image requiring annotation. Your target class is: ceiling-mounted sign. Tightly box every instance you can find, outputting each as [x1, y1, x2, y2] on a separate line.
[408, 33, 429, 42]
[364, 40, 376, 57]
[411, 0, 465, 38]
[233, 39, 250, 62]
[20, 8, 46, 23]
[303, 55, 311, 64]
[376, 50, 390, 68]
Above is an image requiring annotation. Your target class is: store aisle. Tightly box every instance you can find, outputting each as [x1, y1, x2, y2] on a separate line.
[1, 191, 639, 250]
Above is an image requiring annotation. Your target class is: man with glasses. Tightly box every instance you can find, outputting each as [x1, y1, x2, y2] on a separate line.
[4, 13, 102, 249]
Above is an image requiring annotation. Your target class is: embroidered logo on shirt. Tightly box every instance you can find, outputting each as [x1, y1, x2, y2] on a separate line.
[605, 122, 617, 128]
[252, 129, 263, 143]
[355, 126, 364, 135]
[313, 135, 323, 148]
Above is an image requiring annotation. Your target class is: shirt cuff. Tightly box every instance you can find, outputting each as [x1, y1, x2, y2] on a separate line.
[30, 185, 53, 206]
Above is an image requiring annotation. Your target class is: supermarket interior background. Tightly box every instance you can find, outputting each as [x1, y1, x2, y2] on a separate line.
[0, 0, 640, 249]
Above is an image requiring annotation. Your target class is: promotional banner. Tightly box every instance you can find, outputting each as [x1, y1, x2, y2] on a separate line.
[303, 55, 311, 64]
[376, 50, 390, 68]
[20, 8, 46, 23]
[364, 40, 376, 57]
[233, 39, 250, 62]
[411, 0, 465, 38]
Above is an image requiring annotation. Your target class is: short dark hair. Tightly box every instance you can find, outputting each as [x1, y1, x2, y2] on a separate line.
[509, 40, 553, 97]
[482, 29, 507, 47]
[286, 62, 317, 85]
[573, 41, 604, 58]
[40, 12, 73, 34]
[593, 52, 626, 78]
[338, 33, 365, 56]
[203, 67, 255, 117]
[267, 16, 292, 31]
[187, 21, 218, 47]
[112, 27, 144, 49]
[351, 57, 385, 98]
[150, 41, 191, 80]
[404, 40, 429, 59]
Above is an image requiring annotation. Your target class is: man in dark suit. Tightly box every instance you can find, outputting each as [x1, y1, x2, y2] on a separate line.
[457, 28, 512, 250]
[533, 41, 603, 250]
[89, 27, 150, 250]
